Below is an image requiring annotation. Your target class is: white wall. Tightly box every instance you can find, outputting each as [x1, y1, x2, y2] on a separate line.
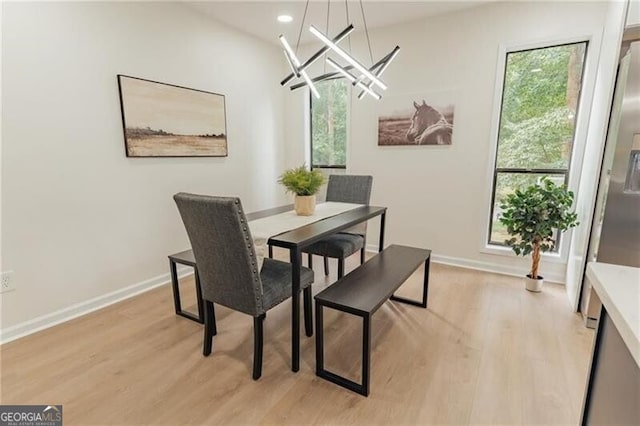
[1, 1, 287, 335]
[284, 0, 609, 283]
[628, 0, 640, 26]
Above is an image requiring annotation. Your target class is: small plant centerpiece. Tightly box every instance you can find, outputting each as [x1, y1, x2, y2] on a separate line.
[278, 165, 326, 216]
[499, 178, 579, 292]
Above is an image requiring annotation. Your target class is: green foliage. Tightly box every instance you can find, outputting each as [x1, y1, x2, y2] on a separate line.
[497, 44, 585, 170]
[499, 179, 579, 278]
[278, 165, 326, 196]
[497, 107, 575, 170]
[311, 80, 348, 166]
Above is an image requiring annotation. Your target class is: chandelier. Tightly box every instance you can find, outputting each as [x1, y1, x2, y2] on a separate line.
[278, 0, 399, 100]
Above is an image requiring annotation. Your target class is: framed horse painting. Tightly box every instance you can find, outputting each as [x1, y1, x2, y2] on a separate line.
[117, 75, 228, 157]
[378, 92, 455, 146]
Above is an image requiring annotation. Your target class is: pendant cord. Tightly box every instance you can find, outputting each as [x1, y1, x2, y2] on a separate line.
[359, 0, 374, 64]
[326, 0, 331, 35]
[324, 0, 331, 73]
[295, 0, 310, 54]
[345, 0, 352, 53]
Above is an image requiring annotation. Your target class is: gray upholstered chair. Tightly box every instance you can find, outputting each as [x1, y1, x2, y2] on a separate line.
[173, 193, 314, 380]
[304, 174, 373, 278]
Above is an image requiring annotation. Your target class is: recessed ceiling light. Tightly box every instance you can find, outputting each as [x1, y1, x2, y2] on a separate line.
[277, 15, 293, 23]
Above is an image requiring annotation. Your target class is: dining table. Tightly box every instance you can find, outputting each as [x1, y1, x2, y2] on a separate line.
[169, 202, 387, 373]
[256, 204, 388, 372]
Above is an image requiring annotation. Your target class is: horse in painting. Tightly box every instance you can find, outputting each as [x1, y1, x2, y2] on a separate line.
[406, 100, 453, 145]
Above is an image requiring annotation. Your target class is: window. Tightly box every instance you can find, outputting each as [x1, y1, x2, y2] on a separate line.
[488, 41, 588, 249]
[310, 79, 348, 169]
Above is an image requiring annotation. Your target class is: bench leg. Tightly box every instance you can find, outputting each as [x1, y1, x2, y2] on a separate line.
[170, 260, 182, 315]
[268, 245, 273, 259]
[389, 257, 430, 309]
[315, 304, 371, 397]
[170, 260, 206, 324]
[422, 257, 430, 308]
[315, 301, 324, 375]
[338, 258, 344, 279]
[362, 314, 371, 396]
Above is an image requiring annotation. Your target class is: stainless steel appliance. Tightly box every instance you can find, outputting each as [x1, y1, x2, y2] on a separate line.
[581, 31, 640, 328]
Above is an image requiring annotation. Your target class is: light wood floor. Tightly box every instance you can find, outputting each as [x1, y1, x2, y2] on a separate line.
[0, 252, 594, 425]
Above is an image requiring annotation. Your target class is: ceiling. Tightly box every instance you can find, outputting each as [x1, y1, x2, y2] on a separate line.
[186, 1, 489, 46]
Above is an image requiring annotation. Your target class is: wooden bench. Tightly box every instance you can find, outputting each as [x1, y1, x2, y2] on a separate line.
[314, 244, 431, 396]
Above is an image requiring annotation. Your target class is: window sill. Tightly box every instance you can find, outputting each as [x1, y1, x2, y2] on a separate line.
[480, 244, 565, 264]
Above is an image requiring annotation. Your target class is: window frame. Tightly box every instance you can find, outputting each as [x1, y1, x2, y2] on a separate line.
[482, 37, 592, 261]
[309, 79, 349, 170]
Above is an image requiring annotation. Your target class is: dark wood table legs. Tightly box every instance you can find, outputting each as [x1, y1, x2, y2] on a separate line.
[290, 248, 301, 372]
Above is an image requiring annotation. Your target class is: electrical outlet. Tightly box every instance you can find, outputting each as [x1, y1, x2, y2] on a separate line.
[1, 271, 15, 293]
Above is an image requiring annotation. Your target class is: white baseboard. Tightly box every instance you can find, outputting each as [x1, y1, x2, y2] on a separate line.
[366, 244, 565, 284]
[0, 266, 194, 345]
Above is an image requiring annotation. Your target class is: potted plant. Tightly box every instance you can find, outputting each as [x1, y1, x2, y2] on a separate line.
[499, 178, 579, 292]
[278, 165, 326, 216]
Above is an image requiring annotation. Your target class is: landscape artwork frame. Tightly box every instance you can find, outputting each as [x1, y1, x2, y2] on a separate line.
[117, 75, 228, 157]
[378, 91, 455, 146]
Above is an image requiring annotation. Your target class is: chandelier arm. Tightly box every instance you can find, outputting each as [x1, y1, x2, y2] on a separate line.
[359, 0, 374, 64]
[369, 45, 400, 73]
[326, 58, 381, 99]
[357, 46, 400, 99]
[282, 50, 300, 78]
[280, 25, 354, 87]
[295, 0, 310, 53]
[326, 57, 357, 82]
[290, 72, 344, 90]
[310, 25, 386, 90]
[280, 33, 320, 98]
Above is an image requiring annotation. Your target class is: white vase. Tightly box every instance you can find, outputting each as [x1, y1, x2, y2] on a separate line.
[294, 195, 316, 216]
[525, 274, 544, 292]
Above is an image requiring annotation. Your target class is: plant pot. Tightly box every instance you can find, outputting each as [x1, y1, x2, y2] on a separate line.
[525, 274, 544, 292]
[294, 195, 316, 216]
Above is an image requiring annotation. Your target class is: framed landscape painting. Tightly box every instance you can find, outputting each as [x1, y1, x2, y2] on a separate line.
[117, 75, 227, 157]
[378, 91, 455, 146]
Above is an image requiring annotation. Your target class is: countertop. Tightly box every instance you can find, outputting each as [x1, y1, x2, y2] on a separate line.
[586, 262, 640, 369]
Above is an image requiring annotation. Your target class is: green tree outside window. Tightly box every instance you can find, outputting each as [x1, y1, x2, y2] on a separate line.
[311, 80, 348, 167]
[489, 42, 587, 246]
